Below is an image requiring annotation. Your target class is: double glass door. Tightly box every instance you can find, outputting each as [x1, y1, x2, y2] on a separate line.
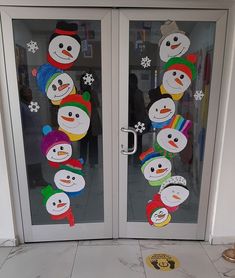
[0, 7, 226, 242]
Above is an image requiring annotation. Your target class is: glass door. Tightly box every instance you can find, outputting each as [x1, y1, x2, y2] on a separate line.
[119, 9, 227, 239]
[1, 7, 112, 242]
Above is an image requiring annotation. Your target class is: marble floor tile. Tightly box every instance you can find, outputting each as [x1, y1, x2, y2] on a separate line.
[71, 244, 145, 278]
[0, 242, 77, 278]
[141, 243, 220, 278]
[201, 243, 235, 277]
[78, 239, 139, 246]
[139, 239, 201, 249]
[0, 247, 12, 268]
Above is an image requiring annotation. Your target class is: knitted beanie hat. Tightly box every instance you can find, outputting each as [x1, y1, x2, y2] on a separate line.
[36, 64, 63, 94]
[41, 125, 71, 155]
[60, 158, 84, 176]
[59, 92, 91, 116]
[164, 54, 197, 80]
[159, 20, 185, 46]
[164, 114, 192, 139]
[159, 176, 187, 193]
[41, 185, 63, 205]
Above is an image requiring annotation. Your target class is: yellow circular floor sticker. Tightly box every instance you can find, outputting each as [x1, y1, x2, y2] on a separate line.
[146, 253, 180, 271]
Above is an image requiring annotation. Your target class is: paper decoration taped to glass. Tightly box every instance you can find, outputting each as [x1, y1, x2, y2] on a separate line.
[41, 185, 75, 227]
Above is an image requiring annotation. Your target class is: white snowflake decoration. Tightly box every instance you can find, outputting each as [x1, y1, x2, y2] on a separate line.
[194, 90, 204, 101]
[134, 122, 145, 133]
[28, 101, 40, 113]
[26, 40, 39, 54]
[83, 73, 95, 86]
[141, 56, 151, 68]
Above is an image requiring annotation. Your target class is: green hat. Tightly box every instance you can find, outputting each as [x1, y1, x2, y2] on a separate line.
[41, 185, 63, 205]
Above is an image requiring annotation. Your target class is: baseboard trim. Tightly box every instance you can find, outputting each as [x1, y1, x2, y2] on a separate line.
[0, 238, 18, 247]
[210, 235, 235, 245]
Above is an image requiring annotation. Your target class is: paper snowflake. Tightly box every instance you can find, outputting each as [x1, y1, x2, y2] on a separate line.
[28, 101, 40, 112]
[194, 90, 204, 101]
[141, 56, 151, 68]
[134, 122, 145, 133]
[26, 40, 39, 53]
[83, 73, 94, 86]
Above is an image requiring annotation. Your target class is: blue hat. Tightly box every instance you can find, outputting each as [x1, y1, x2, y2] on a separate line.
[36, 64, 63, 94]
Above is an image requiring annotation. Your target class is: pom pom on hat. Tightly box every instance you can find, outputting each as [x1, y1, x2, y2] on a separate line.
[41, 125, 71, 155]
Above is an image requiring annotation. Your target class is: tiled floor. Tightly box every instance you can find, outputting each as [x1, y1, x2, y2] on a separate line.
[0, 240, 235, 278]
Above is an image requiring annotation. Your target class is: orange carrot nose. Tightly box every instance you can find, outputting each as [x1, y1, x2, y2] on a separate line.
[57, 203, 66, 208]
[61, 115, 75, 122]
[57, 151, 68, 156]
[171, 43, 181, 49]
[175, 78, 183, 86]
[58, 84, 69, 91]
[168, 140, 178, 148]
[62, 49, 73, 58]
[160, 108, 171, 114]
[158, 214, 165, 219]
[156, 168, 167, 174]
[173, 194, 181, 200]
[60, 179, 71, 184]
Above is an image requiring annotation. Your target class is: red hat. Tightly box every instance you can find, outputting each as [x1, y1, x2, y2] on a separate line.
[146, 195, 166, 225]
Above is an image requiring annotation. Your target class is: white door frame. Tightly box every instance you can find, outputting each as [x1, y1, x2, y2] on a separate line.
[118, 9, 227, 239]
[0, 6, 113, 242]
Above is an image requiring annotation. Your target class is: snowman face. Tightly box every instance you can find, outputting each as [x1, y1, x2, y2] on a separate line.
[157, 128, 187, 153]
[160, 33, 190, 62]
[143, 157, 171, 181]
[58, 106, 90, 135]
[151, 207, 169, 224]
[163, 70, 191, 95]
[47, 73, 74, 101]
[46, 143, 72, 162]
[149, 98, 175, 123]
[48, 35, 81, 64]
[46, 192, 70, 216]
[160, 185, 189, 207]
[54, 169, 85, 193]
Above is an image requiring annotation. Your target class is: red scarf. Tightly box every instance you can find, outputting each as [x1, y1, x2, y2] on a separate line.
[51, 207, 75, 227]
[47, 53, 74, 70]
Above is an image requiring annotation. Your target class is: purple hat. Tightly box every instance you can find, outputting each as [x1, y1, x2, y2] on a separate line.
[41, 125, 71, 155]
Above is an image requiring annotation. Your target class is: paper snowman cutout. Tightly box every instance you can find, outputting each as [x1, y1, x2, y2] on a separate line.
[33, 64, 76, 105]
[161, 54, 197, 101]
[159, 20, 190, 62]
[139, 148, 172, 186]
[54, 159, 85, 197]
[146, 195, 171, 228]
[41, 185, 75, 226]
[148, 93, 175, 129]
[41, 125, 72, 167]
[58, 92, 91, 141]
[156, 115, 192, 154]
[159, 176, 189, 211]
[47, 21, 81, 70]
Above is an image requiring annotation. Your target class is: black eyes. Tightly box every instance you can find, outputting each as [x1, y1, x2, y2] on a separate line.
[52, 84, 57, 91]
[180, 74, 184, 79]
[68, 112, 72, 117]
[67, 175, 70, 179]
[173, 72, 176, 76]
[75, 114, 79, 118]
[53, 202, 56, 206]
[53, 149, 56, 152]
[67, 46, 72, 51]
[164, 105, 166, 108]
[173, 36, 178, 41]
[60, 146, 64, 150]
[158, 164, 162, 168]
[151, 167, 154, 172]
[174, 138, 178, 142]
[168, 134, 172, 139]
[59, 43, 63, 48]
[156, 108, 158, 112]
[58, 199, 62, 203]
[72, 177, 75, 180]
[166, 41, 170, 46]
[58, 79, 63, 85]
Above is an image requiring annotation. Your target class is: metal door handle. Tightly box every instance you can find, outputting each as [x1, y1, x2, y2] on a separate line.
[121, 127, 137, 155]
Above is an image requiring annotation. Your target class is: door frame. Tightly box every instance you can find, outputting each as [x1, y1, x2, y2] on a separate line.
[118, 9, 227, 239]
[0, 6, 113, 242]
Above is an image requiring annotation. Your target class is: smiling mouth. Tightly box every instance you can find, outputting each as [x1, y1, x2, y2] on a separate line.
[166, 80, 181, 90]
[54, 87, 71, 98]
[51, 154, 69, 161]
[62, 121, 83, 129]
[153, 112, 172, 120]
[168, 47, 185, 58]
[53, 205, 67, 212]
[162, 196, 180, 204]
[54, 51, 71, 61]
[149, 170, 168, 179]
[59, 182, 75, 187]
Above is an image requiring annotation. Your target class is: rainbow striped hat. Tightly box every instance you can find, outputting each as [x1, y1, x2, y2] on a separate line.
[164, 115, 192, 138]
